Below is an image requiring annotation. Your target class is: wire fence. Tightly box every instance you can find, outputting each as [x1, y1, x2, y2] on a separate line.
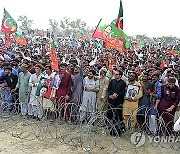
[0, 91, 179, 153]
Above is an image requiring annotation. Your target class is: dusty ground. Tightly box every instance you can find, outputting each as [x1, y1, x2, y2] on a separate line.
[0, 115, 179, 154]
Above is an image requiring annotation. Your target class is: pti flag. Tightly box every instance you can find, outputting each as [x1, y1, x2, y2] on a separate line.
[13, 33, 27, 46]
[1, 8, 17, 34]
[50, 40, 59, 71]
[115, 0, 123, 30]
[93, 20, 130, 50]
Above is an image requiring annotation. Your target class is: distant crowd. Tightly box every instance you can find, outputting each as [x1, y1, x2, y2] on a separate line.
[0, 35, 179, 135]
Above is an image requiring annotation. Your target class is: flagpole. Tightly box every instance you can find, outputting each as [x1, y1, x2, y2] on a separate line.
[92, 18, 102, 38]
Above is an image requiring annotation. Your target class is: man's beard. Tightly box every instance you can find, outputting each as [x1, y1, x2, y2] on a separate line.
[129, 78, 135, 82]
[100, 74, 105, 78]
[74, 72, 79, 75]
[88, 76, 93, 79]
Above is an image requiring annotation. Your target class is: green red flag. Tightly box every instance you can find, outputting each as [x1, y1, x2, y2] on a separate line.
[1, 8, 17, 34]
[13, 33, 27, 46]
[93, 20, 130, 50]
[167, 49, 179, 57]
[50, 40, 59, 71]
[173, 50, 180, 55]
[115, 0, 123, 30]
[92, 0, 129, 50]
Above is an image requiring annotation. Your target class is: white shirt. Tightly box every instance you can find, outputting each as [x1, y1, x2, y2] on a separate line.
[174, 117, 180, 132]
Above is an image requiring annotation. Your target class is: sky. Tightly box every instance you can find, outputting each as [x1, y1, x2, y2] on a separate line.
[0, 0, 180, 37]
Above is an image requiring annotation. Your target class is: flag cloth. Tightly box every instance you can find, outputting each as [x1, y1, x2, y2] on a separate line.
[93, 19, 130, 50]
[160, 62, 165, 70]
[105, 37, 124, 52]
[173, 50, 180, 55]
[13, 33, 27, 46]
[133, 44, 140, 51]
[167, 49, 179, 57]
[5, 34, 11, 47]
[50, 40, 59, 71]
[109, 20, 130, 49]
[93, 28, 105, 40]
[115, 0, 123, 30]
[1, 8, 17, 34]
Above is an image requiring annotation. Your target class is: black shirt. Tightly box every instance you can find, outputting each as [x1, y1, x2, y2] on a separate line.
[108, 79, 126, 105]
[0, 73, 18, 89]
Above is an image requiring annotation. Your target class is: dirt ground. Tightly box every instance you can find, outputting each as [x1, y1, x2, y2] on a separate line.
[0, 115, 179, 154]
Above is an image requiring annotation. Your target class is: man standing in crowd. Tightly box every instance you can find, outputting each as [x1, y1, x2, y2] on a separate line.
[71, 60, 84, 106]
[149, 73, 162, 135]
[12, 64, 31, 117]
[0, 26, 179, 138]
[158, 77, 179, 135]
[55, 63, 72, 119]
[44, 65, 56, 99]
[55, 63, 72, 104]
[107, 70, 126, 122]
[137, 72, 152, 126]
[71, 60, 84, 121]
[123, 72, 143, 130]
[0, 67, 18, 113]
[80, 70, 99, 123]
[97, 67, 109, 113]
[28, 64, 44, 119]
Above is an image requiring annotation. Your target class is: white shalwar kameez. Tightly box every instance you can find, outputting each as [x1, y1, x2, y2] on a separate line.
[28, 73, 44, 117]
[80, 77, 99, 122]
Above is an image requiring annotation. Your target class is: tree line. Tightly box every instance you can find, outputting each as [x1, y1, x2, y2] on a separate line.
[17, 15, 94, 37]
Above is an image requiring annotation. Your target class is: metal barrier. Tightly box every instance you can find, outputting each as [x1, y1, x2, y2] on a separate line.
[0, 92, 179, 153]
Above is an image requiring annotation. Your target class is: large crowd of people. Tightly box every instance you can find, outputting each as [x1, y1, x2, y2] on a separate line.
[0, 35, 179, 135]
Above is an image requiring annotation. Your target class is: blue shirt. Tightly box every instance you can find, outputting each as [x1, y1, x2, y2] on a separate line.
[154, 81, 162, 99]
[0, 68, 5, 78]
[0, 68, 5, 84]
[12, 67, 21, 76]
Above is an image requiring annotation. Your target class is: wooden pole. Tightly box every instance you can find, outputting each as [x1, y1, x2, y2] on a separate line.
[92, 18, 102, 38]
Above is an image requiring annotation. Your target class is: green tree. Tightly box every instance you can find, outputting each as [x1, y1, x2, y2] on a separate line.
[18, 15, 33, 34]
[49, 19, 60, 35]
[59, 17, 71, 30]
[69, 19, 86, 33]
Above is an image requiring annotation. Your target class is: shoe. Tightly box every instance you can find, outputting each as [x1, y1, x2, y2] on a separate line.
[32, 116, 36, 119]
[22, 115, 27, 119]
[50, 120, 54, 124]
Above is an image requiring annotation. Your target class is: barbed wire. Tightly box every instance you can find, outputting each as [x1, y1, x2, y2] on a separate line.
[0, 92, 179, 153]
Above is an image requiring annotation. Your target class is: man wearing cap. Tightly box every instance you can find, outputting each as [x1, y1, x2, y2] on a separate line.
[12, 64, 31, 116]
